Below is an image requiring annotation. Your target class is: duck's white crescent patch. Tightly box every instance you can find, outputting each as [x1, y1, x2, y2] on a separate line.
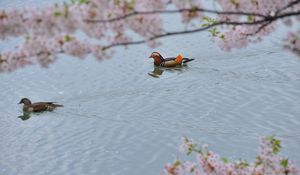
[152, 52, 160, 57]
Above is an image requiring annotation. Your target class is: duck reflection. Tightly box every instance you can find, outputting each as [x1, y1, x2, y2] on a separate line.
[148, 66, 187, 78]
[18, 112, 31, 121]
[148, 67, 164, 78]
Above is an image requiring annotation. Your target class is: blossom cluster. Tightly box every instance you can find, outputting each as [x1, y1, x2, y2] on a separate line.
[0, 0, 170, 72]
[284, 30, 300, 56]
[162, 136, 299, 175]
[215, 0, 300, 51]
[0, 0, 300, 72]
[0, 34, 107, 72]
[162, 136, 300, 175]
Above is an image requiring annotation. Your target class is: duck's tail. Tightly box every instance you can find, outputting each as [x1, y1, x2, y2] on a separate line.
[53, 104, 64, 107]
[47, 102, 64, 107]
[182, 58, 195, 63]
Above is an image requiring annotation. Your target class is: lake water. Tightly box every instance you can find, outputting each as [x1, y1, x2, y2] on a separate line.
[1, 1, 300, 175]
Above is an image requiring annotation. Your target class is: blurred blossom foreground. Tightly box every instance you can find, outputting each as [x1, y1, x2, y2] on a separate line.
[163, 136, 299, 175]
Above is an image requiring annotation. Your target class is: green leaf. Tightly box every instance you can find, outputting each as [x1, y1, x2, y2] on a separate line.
[201, 17, 217, 30]
[280, 159, 289, 168]
[187, 144, 195, 155]
[266, 135, 282, 154]
[64, 35, 72, 42]
[126, 0, 136, 11]
[197, 148, 202, 155]
[220, 34, 225, 40]
[208, 27, 220, 37]
[174, 160, 181, 166]
[247, 15, 254, 22]
[202, 17, 209, 21]
[201, 23, 209, 27]
[53, 11, 62, 17]
[78, 0, 89, 4]
[69, 0, 89, 5]
[221, 157, 228, 163]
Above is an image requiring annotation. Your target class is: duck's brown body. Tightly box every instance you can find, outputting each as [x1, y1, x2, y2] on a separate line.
[149, 52, 194, 67]
[19, 98, 63, 113]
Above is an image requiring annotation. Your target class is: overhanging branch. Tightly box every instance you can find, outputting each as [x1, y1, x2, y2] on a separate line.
[85, 8, 267, 23]
[102, 11, 300, 50]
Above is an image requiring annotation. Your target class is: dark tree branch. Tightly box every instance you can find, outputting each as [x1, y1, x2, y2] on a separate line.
[85, 8, 267, 23]
[102, 11, 300, 50]
[276, 0, 300, 14]
[83, 0, 300, 27]
[245, 21, 272, 36]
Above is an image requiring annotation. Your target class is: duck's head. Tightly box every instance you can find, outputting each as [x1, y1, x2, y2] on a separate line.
[18, 98, 31, 105]
[149, 52, 163, 60]
[149, 52, 164, 65]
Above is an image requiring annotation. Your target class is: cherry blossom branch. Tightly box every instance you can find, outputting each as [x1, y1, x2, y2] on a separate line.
[245, 21, 272, 36]
[85, 8, 268, 23]
[225, 0, 299, 37]
[276, 0, 300, 14]
[85, 0, 300, 24]
[102, 10, 300, 50]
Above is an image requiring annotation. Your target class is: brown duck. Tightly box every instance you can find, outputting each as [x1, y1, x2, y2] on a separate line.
[149, 52, 194, 67]
[18, 98, 63, 112]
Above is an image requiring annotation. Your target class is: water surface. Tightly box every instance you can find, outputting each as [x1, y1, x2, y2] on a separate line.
[1, 1, 300, 175]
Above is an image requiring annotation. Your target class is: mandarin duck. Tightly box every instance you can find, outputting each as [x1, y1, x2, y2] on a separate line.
[149, 52, 194, 67]
[18, 98, 63, 113]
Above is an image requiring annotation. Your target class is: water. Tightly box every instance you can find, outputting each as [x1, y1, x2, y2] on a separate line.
[1, 1, 300, 175]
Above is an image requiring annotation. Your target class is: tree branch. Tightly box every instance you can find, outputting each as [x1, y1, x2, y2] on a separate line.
[85, 8, 267, 23]
[276, 0, 300, 14]
[102, 11, 300, 50]
[245, 21, 272, 36]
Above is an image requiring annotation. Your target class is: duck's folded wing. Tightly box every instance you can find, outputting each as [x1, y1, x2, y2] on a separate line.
[164, 57, 176, 61]
[165, 57, 191, 61]
[31, 103, 48, 112]
[44, 102, 64, 107]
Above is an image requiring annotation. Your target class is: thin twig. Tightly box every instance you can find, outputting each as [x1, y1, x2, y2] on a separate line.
[276, 0, 300, 14]
[245, 21, 272, 36]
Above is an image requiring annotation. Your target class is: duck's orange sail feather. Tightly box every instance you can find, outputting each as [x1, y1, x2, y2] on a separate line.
[175, 53, 183, 63]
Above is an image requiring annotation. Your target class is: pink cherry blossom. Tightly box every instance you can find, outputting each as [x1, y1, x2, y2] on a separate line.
[162, 136, 300, 175]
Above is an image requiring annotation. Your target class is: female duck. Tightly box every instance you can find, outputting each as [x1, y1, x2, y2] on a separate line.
[18, 98, 63, 112]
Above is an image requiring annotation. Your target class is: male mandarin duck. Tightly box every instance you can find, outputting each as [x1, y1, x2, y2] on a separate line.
[18, 98, 63, 113]
[149, 52, 194, 67]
